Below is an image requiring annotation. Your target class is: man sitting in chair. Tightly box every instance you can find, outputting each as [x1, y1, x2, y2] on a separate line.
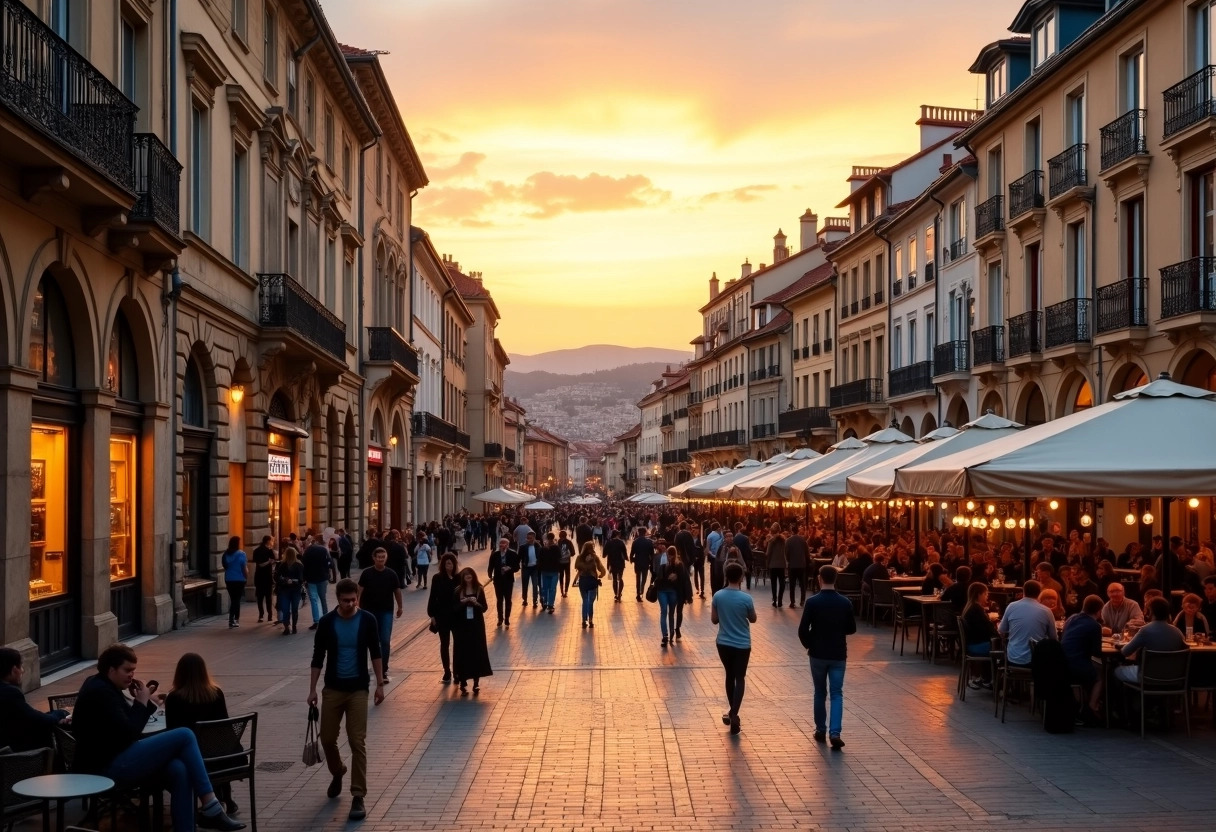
[0, 647, 69, 751]
[1115, 597, 1187, 684]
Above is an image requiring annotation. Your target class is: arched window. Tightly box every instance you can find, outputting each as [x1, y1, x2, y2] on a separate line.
[269, 392, 292, 420]
[107, 312, 139, 400]
[29, 275, 75, 387]
[1073, 380, 1093, 411]
[183, 359, 206, 427]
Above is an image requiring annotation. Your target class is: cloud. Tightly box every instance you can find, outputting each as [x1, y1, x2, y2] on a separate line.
[426, 151, 487, 182]
[699, 184, 778, 204]
[414, 127, 459, 146]
[417, 171, 670, 222]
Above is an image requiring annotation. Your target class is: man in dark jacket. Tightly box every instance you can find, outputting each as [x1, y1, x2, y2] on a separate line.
[309, 579, 384, 822]
[732, 523, 753, 589]
[630, 528, 656, 601]
[603, 530, 628, 601]
[385, 531, 411, 586]
[575, 517, 594, 551]
[487, 537, 520, 626]
[302, 539, 338, 630]
[356, 529, 384, 570]
[335, 528, 354, 578]
[0, 647, 69, 751]
[797, 565, 857, 750]
[786, 526, 810, 607]
[73, 644, 243, 831]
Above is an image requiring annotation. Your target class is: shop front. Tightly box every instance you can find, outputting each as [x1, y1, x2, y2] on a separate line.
[367, 446, 385, 531]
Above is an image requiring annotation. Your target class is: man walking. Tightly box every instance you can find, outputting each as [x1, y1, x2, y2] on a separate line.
[356, 548, 403, 684]
[603, 529, 628, 601]
[518, 531, 543, 608]
[786, 524, 810, 607]
[308, 579, 385, 822]
[630, 527, 655, 601]
[712, 562, 757, 734]
[487, 537, 520, 626]
[302, 536, 338, 630]
[798, 565, 857, 749]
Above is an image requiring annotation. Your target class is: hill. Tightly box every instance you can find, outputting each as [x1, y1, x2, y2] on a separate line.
[509, 344, 690, 375]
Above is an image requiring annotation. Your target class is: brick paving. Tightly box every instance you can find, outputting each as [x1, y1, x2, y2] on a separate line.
[27, 560, 1216, 831]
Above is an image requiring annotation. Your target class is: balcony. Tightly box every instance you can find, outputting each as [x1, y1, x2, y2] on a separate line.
[908, 271, 917, 290]
[811, 342, 821, 356]
[258, 273, 347, 376]
[861, 295, 872, 310]
[689, 391, 702, 405]
[1099, 109, 1149, 178]
[1096, 278, 1148, 337]
[368, 326, 419, 376]
[1044, 298, 1092, 354]
[1047, 143, 1091, 205]
[888, 361, 934, 399]
[971, 325, 1005, 368]
[924, 262, 935, 282]
[823, 337, 833, 352]
[1007, 170, 1046, 233]
[128, 133, 184, 266]
[767, 364, 781, 378]
[829, 378, 883, 410]
[874, 289, 884, 304]
[675, 407, 688, 419]
[661, 413, 674, 427]
[850, 301, 859, 316]
[751, 423, 777, 440]
[779, 406, 832, 435]
[1159, 257, 1216, 337]
[1007, 310, 1043, 360]
[698, 430, 747, 450]
[974, 194, 1004, 250]
[662, 449, 690, 465]
[892, 278, 903, 298]
[484, 443, 504, 459]
[933, 340, 969, 380]
[413, 411, 470, 450]
[840, 304, 849, 320]
[505, 447, 517, 466]
[946, 237, 968, 263]
[748, 369, 764, 383]
[1163, 66, 1216, 153]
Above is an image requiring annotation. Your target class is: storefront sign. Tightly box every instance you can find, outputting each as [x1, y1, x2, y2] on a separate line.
[367, 447, 383, 464]
[268, 453, 293, 482]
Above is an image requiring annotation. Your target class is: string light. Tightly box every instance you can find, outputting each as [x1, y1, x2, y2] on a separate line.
[1048, 499, 1059, 510]
[1080, 513, 1092, 527]
[1125, 513, 1137, 526]
[1142, 511, 1154, 525]
[1188, 497, 1200, 509]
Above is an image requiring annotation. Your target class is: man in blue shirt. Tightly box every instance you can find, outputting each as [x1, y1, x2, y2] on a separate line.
[1060, 594, 1104, 717]
[798, 565, 857, 749]
[712, 562, 757, 734]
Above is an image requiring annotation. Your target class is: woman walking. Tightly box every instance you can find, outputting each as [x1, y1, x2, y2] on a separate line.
[221, 536, 249, 629]
[428, 554, 460, 683]
[574, 541, 607, 628]
[452, 568, 492, 695]
[655, 546, 687, 647]
[415, 536, 432, 589]
[276, 546, 305, 634]
[251, 535, 277, 623]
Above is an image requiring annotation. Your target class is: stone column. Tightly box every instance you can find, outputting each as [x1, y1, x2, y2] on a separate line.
[80, 389, 119, 657]
[0, 367, 41, 689]
[142, 402, 173, 634]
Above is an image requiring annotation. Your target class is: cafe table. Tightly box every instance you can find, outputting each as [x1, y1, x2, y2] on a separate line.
[1093, 639, 1216, 728]
[13, 774, 114, 832]
[900, 594, 952, 659]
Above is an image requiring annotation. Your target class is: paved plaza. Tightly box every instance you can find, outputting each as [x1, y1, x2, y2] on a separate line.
[31, 565, 1216, 832]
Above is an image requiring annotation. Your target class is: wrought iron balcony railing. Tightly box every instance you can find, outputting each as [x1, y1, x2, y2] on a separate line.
[1096, 278, 1148, 333]
[778, 407, 832, 434]
[1048, 143, 1088, 198]
[892, 278, 903, 298]
[947, 238, 968, 262]
[972, 325, 1005, 365]
[1100, 109, 1147, 169]
[258, 273, 346, 361]
[934, 340, 969, 375]
[829, 378, 883, 409]
[1044, 298, 1091, 348]
[661, 413, 674, 427]
[484, 443, 504, 459]
[505, 447, 516, 465]
[1163, 65, 1216, 138]
[823, 337, 833, 352]
[861, 296, 872, 310]
[698, 430, 747, 450]
[874, 289, 884, 304]
[367, 327, 419, 376]
[751, 423, 777, 440]
[131, 133, 182, 234]
[412, 411, 470, 449]
[923, 262, 936, 282]
[1161, 257, 1216, 318]
[1007, 310, 1043, 357]
[662, 449, 690, 464]
[1008, 170, 1045, 219]
[975, 194, 1004, 238]
[888, 361, 934, 397]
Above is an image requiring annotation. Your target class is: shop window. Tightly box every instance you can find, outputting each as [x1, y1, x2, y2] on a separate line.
[29, 276, 75, 387]
[108, 437, 136, 581]
[30, 425, 68, 600]
[107, 313, 138, 400]
[183, 359, 206, 427]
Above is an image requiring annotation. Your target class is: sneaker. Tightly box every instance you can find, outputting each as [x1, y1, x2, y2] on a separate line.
[968, 679, 982, 690]
[348, 796, 366, 821]
[722, 713, 731, 726]
[197, 810, 245, 831]
[308, 623, 318, 631]
[813, 731, 826, 743]
[327, 770, 345, 799]
[829, 736, 845, 750]
[441, 672, 452, 684]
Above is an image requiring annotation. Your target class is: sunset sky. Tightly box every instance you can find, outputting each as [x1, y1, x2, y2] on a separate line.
[330, 0, 1022, 355]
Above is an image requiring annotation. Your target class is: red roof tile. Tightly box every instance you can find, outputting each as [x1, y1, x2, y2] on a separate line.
[447, 266, 491, 298]
[754, 262, 834, 306]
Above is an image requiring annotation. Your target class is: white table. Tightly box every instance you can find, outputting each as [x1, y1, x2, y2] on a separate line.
[13, 773, 114, 832]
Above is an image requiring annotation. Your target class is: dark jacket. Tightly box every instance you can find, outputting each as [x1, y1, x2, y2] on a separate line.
[487, 548, 520, 584]
[786, 535, 810, 569]
[164, 688, 229, 731]
[71, 674, 157, 774]
[356, 536, 384, 569]
[275, 559, 304, 590]
[428, 572, 460, 626]
[301, 544, 334, 583]
[385, 541, 409, 584]
[537, 544, 562, 573]
[603, 538, 627, 572]
[517, 542, 543, 569]
[575, 524, 594, 548]
[310, 609, 383, 692]
[629, 536, 655, 568]
[674, 529, 696, 562]
[0, 682, 66, 752]
[797, 588, 857, 661]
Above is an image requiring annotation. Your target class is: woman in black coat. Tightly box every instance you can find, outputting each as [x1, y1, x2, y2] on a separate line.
[451, 568, 492, 695]
[428, 554, 460, 684]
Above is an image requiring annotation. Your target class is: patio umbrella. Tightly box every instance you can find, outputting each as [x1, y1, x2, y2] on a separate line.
[846, 412, 1023, 501]
[891, 374, 1216, 498]
[667, 467, 732, 496]
[675, 459, 766, 498]
[628, 492, 671, 504]
[724, 437, 867, 501]
[471, 487, 535, 504]
[580, 496, 602, 505]
[524, 500, 555, 510]
[788, 427, 917, 501]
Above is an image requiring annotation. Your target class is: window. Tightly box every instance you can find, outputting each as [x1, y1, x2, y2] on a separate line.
[987, 147, 1003, 196]
[325, 236, 337, 309]
[1026, 242, 1042, 311]
[863, 340, 872, 379]
[875, 253, 884, 294]
[1025, 118, 1042, 171]
[190, 103, 210, 238]
[287, 52, 298, 117]
[988, 262, 1003, 326]
[1066, 89, 1086, 146]
[304, 75, 315, 143]
[397, 190, 404, 238]
[120, 18, 137, 102]
[324, 105, 335, 168]
[108, 436, 137, 582]
[375, 145, 383, 200]
[812, 315, 819, 344]
[30, 424, 69, 599]
[894, 246, 904, 280]
[893, 324, 902, 368]
[862, 261, 871, 299]
[1121, 47, 1145, 113]
[29, 276, 75, 386]
[1067, 220, 1087, 298]
[988, 59, 1007, 104]
[263, 171, 281, 271]
[183, 358, 206, 427]
[908, 319, 917, 364]
[875, 335, 884, 378]
[1033, 13, 1057, 68]
[925, 312, 935, 356]
[1191, 168, 1214, 258]
[1191, 1, 1214, 71]
[232, 0, 246, 41]
[924, 226, 934, 266]
[263, 4, 277, 86]
[107, 313, 138, 399]
[1123, 196, 1144, 279]
[342, 136, 352, 192]
[949, 290, 963, 339]
[232, 148, 248, 269]
[287, 218, 299, 277]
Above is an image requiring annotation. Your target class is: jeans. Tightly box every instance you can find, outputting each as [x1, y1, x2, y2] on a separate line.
[658, 589, 678, 639]
[788, 568, 807, 604]
[540, 572, 559, 608]
[105, 727, 213, 832]
[810, 658, 847, 737]
[279, 586, 302, 628]
[374, 610, 394, 675]
[415, 564, 430, 588]
[610, 570, 625, 599]
[966, 641, 992, 657]
[580, 584, 598, 621]
[520, 566, 539, 603]
[635, 567, 651, 598]
[307, 581, 329, 623]
[320, 688, 368, 797]
[692, 559, 705, 594]
[226, 581, 245, 624]
[493, 579, 514, 623]
[560, 563, 572, 595]
[716, 644, 751, 717]
[770, 569, 786, 605]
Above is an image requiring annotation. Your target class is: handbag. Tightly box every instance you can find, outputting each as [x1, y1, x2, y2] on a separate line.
[302, 704, 322, 766]
[645, 583, 658, 603]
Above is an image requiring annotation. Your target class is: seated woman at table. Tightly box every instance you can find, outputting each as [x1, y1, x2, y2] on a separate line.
[961, 583, 997, 689]
[1095, 560, 1116, 595]
[1137, 564, 1160, 600]
[1173, 593, 1210, 638]
[164, 653, 237, 816]
[940, 566, 970, 612]
[920, 563, 951, 595]
[1039, 588, 1066, 622]
[1060, 595, 1105, 718]
[1063, 565, 1100, 617]
[1117, 542, 1144, 569]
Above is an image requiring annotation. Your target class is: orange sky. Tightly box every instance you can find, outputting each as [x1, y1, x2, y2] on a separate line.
[330, 0, 1023, 355]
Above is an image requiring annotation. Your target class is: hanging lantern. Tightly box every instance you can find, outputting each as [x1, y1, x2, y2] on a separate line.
[965, 500, 976, 512]
[1004, 517, 1016, 530]
[1018, 518, 1027, 529]
[986, 503, 996, 515]
[1124, 513, 1137, 526]
[1142, 511, 1154, 525]
[1028, 518, 1036, 528]
[1080, 513, 1093, 527]
[1048, 499, 1059, 511]
[1188, 497, 1200, 509]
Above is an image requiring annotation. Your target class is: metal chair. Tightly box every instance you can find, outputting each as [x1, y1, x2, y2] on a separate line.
[53, 727, 158, 832]
[47, 694, 77, 712]
[192, 713, 258, 832]
[1121, 648, 1192, 738]
[870, 579, 896, 626]
[955, 615, 994, 701]
[834, 572, 862, 613]
[995, 637, 1036, 723]
[892, 594, 923, 656]
[0, 747, 54, 830]
[927, 603, 960, 664]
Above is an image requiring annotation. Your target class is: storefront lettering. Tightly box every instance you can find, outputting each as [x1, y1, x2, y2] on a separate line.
[268, 453, 293, 482]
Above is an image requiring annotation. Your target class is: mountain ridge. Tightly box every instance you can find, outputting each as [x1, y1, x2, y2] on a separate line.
[509, 344, 690, 375]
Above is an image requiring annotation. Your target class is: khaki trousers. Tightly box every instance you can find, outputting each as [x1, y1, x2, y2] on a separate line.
[320, 687, 369, 796]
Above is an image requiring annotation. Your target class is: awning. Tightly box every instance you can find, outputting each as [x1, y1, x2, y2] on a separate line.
[266, 416, 310, 439]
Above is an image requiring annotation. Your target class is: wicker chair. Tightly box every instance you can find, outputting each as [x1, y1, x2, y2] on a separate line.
[47, 694, 78, 712]
[192, 714, 258, 832]
[1, 747, 54, 829]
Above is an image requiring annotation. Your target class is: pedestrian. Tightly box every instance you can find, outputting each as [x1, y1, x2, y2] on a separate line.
[414, 535, 432, 589]
[786, 525, 810, 607]
[302, 536, 337, 630]
[603, 529, 628, 601]
[765, 523, 788, 608]
[797, 565, 857, 749]
[630, 527, 655, 601]
[574, 541, 607, 628]
[452, 568, 493, 695]
[308, 579, 384, 822]
[487, 537, 519, 627]
[221, 536, 249, 629]
[275, 546, 305, 634]
[518, 531, 542, 608]
[712, 562, 757, 734]
[336, 528, 354, 579]
[163, 653, 238, 815]
[251, 535, 277, 623]
[538, 532, 562, 613]
[356, 547, 403, 685]
[428, 553, 460, 683]
[355, 528, 383, 570]
[557, 529, 576, 598]
[655, 546, 687, 647]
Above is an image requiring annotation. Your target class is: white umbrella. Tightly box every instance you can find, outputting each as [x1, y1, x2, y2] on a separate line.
[677, 459, 766, 498]
[471, 487, 535, 504]
[524, 500, 555, 510]
[725, 437, 866, 500]
[846, 412, 1022, 501]
[892, 375, 1216, 498]
[667, 467, 732, 496]
[788, 429, 916, 501]
[580, 496, 602, 505]
[629, 492, 671, 504]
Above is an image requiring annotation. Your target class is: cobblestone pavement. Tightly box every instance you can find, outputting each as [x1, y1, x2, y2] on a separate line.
[30, 560, 1216, 832]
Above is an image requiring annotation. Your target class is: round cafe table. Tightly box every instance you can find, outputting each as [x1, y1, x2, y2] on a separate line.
[12, 773, 114, 832]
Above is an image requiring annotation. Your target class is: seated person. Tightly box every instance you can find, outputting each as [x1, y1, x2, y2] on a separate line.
[1060, 595, 1105, 717]
[1064, 565, 1100, 616]
[165, 653, 237, 816]
[1038, 588, 1066, 622]
[1137, 564, 1160, 599]
[861, 553, 890, 601]
[1115, 598, 1187, 684]
[1094, 560, 1116, 595]
[961, 583, 998, 689]
[72, 644, 244, 832]
[1173, 593, 1210, 637]
[1034, 562, 1063, 595]
[998, 580, 1058, 666]
[1202, 577, 1216, 625]
[1099, 583, 1144, 635]
[940, 566, 970, 612]
[0, 647, 70, 752]
[920, 563, 950, 595]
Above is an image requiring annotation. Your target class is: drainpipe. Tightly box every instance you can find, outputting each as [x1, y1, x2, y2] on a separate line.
[1087, 190, 1102, 404]
[165, 0, 181, 629]
[356, 136, 376, 535]
[293, 32, 322, 61]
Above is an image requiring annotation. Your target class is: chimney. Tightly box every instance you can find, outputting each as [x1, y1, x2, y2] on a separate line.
[799, 210, 818, 252]
[938, 153, 953, 174]
[741, 259, 752, 279]
[709, 271, 720, 300]
[773, 229, 789, 263]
